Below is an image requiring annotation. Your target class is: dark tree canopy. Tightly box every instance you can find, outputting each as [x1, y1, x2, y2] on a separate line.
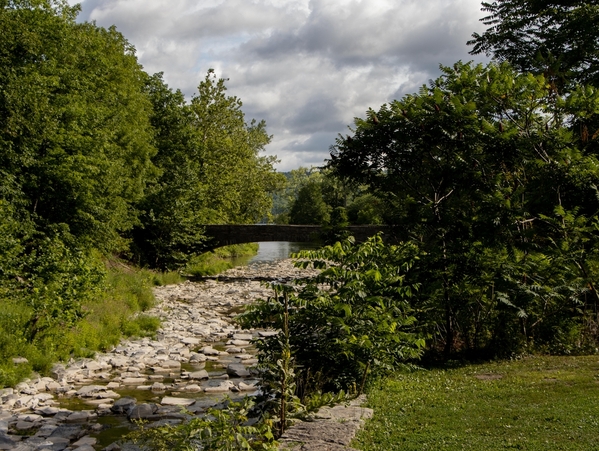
[468, 0, 599, 88]
[329, 61, 599, 356]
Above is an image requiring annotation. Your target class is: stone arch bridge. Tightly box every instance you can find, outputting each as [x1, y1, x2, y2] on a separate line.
[202, 224, 397, 251]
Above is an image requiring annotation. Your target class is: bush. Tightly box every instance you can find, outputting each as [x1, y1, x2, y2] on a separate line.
[128, 397, 278, 451]
[239, 235, 426, 398]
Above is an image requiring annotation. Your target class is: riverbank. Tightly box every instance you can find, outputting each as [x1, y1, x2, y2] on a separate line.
[0, 259, 318, 450]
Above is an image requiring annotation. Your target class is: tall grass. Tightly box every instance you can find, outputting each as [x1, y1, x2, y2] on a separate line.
[0, 244, 255, 388]
[0, 257, 181, 387]
[185, 243, 258, 277]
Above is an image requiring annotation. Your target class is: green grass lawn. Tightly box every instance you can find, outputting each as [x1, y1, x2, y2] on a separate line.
[354, 356, 599, 450]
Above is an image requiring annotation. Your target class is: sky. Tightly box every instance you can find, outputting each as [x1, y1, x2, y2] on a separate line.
[71, 0, 490, 171]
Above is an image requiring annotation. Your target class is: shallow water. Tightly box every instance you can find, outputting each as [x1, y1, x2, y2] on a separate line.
[242, 241, 321, 265]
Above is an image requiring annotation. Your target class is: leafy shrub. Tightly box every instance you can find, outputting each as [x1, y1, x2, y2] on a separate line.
[129, 396, 278, 451]
[239, 235, 426, 398]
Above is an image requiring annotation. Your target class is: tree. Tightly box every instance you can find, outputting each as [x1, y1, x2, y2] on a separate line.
[133, 71, 284, 269]
[0, 0, 156, 253]
[190, 70, 282, 224]
[0, 0, 157, 359]
[329, 61, 599, 356]
[468, 0, 599, 89]
[288, 180, 330, 225]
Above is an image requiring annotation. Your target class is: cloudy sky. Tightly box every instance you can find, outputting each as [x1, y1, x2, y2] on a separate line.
[72, 0, 489, 171]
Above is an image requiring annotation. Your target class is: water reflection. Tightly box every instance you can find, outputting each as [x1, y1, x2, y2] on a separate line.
[248, 241, 321, 265]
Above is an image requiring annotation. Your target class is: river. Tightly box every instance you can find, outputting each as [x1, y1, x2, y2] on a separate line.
[230, 241, 322, 266]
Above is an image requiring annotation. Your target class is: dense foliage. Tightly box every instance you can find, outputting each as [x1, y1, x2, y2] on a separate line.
[0, 0, 280, 386]
[239, 236, 425, 406]
[272, 167, 386, 226]
[133, 71, 284, 269]
[329, 61, 599, 357]
[468, 0, 599, 89]
[130, 397, 278, 451]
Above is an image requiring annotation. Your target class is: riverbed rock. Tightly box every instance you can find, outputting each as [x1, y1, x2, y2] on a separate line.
[128, 404, 159, 421]
[36, 406, 61, 417]
[188, 370, 209, 380]
[227, 339, 250, 347]
[121, 378, 146, 386]
[0, 259, 322, 450]
[0, 434, 15, 450]
[49, 424, 85, 441]
[203, 381, 234, 393]
[65, 411, 96, 424]
[110, 398, 136, 415]
[200, 346, 220, 356]
[72, 436, 97, 447]
[150, 382, 166, 392]
[160, 397, 195, 407]
[227, 363, 250, 378]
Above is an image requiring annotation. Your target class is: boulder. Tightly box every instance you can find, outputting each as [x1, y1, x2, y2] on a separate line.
[65, 411, 96, 424]
[189, 353, 207, 363]
[183, 384, 202, 393]
[188, 370, 209, 380]
[200, 346, 220, 356]
[73, 445, 96, 451]
[72, 436, 97, 447]
[151, 382, 166, 392]
[36, 406, 60, 416]
[110, 397, 137, 415]
[121, 378, 146, 386]
[128, 404, 159, 421]
[160, 360, 181, 370]
[203, 381, 234, 393]
[49, 424, 84, 441]
[75, 385, 104, 397]
[227, 363, 250, 378]
[228, 340, 250, 347]
[0, 434, 15, 450]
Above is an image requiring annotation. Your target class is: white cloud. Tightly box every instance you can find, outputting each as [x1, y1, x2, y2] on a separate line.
[74, 0, 488, 171]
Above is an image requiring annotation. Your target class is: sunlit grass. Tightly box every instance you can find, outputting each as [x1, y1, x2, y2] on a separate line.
[185, 243, 258, 276]
[355, 356, 599, 451]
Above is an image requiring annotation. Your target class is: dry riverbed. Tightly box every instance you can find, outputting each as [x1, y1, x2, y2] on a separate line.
[0, 260, 318, 451]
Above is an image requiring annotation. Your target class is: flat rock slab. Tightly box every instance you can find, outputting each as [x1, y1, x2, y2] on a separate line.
[121, 378, 147, 385]
[279, 397, 373, 451]
[72, 436, 97, 447]
[188, 370, 209, 380]
[227, 363, 250, 378]
[160, 397, 195, 407]
[280, 421, 361, 448]
[49, 425, 84, 441]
